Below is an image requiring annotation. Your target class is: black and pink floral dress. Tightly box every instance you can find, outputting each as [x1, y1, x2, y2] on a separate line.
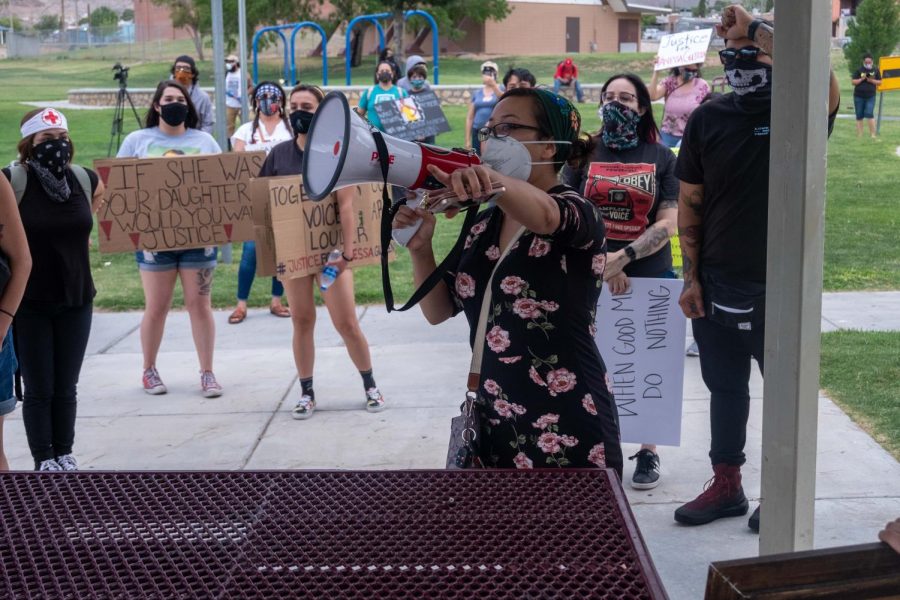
[444, 185, 623, 476]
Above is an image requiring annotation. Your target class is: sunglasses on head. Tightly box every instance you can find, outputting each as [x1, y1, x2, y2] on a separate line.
[719, 46, 768, 65]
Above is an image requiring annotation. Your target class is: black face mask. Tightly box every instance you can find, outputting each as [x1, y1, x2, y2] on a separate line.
[377, 71, 393, 84]
[33, 138, 72, 177]
[290, 110, 315, 135]
[160, 102, 189, 126]
[723, 60, 772, 97]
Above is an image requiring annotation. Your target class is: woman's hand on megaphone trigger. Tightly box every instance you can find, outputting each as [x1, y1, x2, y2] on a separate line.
[393, 205, 436, 252]
[426, 163, 496, 203]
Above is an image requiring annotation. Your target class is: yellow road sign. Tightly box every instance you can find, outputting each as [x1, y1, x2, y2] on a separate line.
[877, 55, 900, 92]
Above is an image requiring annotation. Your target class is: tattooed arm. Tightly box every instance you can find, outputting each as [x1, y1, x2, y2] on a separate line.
[677, 181, 705, 319]
[0, 176, 32, 342]
[604, 202, 677, 280]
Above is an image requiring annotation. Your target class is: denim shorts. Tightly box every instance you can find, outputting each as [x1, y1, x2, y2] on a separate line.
[854, 95, 876, 120]
[0, 328, 17, 417]
[135, 247, 218, 272]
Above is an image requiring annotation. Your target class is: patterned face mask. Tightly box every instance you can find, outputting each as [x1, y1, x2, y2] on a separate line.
[600, 101, 641, 151]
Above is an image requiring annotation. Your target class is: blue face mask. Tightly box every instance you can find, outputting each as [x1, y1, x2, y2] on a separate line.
[410, 79, 426, 90]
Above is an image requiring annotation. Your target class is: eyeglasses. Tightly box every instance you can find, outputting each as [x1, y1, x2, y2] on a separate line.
[601, 91, 637, 104]
[719, 46, 768, 64]
[482, 68, 496, 75]
[174, 66, 192, 73]
[477, 123, 543, 142]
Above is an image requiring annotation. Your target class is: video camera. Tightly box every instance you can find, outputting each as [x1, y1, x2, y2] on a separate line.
[112, 63, 130, 87]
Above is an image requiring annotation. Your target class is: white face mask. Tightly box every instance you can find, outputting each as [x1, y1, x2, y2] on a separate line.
[480, 135, 571, 181]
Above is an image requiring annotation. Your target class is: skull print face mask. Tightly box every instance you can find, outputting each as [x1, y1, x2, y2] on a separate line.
[724, 60, 772, 96]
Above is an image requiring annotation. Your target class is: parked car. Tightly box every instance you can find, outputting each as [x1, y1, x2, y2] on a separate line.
[643, 28, 662, 41]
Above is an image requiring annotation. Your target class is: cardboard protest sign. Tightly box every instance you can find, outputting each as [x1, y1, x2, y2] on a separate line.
[250, 177, 277, 277]
[94, 152, 265, 253]
[251, 176, 394, 281]
[595, 278, 686, 446]
[373, 91, 451, 141]
[654, 29, 714, 71]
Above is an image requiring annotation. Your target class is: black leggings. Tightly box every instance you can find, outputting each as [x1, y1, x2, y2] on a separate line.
[16, 302, 92, 466]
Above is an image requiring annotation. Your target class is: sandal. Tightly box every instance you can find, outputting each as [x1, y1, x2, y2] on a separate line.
[270, 304, 291, 318]
[228, 307, 247, 324]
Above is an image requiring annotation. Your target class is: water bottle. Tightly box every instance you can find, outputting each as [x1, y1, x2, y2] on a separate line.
[319, 249, 343, 292]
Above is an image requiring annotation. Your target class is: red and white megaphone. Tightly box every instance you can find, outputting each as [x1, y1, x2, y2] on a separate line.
[302, 91, 487, 202]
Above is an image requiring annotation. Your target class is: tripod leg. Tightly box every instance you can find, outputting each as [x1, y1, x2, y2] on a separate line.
[125, 90, 142, 129]
[108, 89, 126, 157]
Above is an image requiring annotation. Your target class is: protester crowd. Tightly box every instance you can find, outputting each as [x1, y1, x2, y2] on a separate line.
[4, 3, 885, 542]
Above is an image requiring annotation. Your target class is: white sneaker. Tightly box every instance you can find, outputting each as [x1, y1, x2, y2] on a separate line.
[201, 371, 223, 398]
[38, 459, 63, 471]
[142, 366, 167, 395]
[365, 387, 385, 413]
[686, 341, 699, 357]
[56, 454, 78, 471]
[292, 395, 316, 420]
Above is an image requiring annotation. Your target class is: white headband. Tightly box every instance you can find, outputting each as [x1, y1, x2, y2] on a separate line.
[20, 108, 68, 139]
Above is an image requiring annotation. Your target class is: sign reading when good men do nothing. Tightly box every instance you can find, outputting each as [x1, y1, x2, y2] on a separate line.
[94, 152, 265, 253]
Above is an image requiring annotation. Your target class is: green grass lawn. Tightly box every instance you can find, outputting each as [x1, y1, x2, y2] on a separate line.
[0, 50, 898, 309]
[820, 331, 900, 461]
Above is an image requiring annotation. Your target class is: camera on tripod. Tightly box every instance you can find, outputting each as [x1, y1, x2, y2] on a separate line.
[112, 63, 130, 87]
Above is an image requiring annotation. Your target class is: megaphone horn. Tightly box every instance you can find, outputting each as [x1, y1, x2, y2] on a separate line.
[302, 91, 484, 201]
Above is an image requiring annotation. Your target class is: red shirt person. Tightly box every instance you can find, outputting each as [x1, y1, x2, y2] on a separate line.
[553, 58, 585, 103]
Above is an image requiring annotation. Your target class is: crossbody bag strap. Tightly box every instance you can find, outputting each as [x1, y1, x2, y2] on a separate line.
[467, 226, 527, 392]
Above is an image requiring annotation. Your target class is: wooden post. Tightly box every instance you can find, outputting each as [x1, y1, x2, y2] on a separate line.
[760, 0, 831, 554]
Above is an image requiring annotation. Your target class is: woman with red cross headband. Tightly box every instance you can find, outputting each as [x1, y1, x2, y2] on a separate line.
[2, 108, 104, 471]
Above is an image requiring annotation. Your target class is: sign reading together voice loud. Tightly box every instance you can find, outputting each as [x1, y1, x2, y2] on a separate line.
[94, 152, 265, 253]
[654, 29, 714, 71]
[250, 175, 394, 280]
[594, 278, 686, 446]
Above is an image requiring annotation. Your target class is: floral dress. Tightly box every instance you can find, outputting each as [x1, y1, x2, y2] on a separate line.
[444, 185, 623, 476]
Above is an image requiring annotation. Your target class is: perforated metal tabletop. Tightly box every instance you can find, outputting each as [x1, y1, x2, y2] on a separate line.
[0, 469, 667, 599]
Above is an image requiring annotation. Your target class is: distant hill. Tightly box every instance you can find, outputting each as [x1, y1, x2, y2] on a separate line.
[9, 0, 133, 28]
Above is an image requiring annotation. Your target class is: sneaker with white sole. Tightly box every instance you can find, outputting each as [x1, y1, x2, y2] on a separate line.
[365, 387, 385, 413]
[630, 449, 661, 490]
[56, 454, 78, 471]
[38, 459, 63, 471]
[686, 341, 699, 357]
[201, 371, 223, 398]
[292, 395, 316, 420]
[142, 366, 167, 395]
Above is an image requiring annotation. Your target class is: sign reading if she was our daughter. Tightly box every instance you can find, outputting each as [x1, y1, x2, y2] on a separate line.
[595, 278, 687, 446]
[94, 152, 264, 253]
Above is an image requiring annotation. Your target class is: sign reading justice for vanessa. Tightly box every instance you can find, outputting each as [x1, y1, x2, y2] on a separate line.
[94, 152, 265, 253]
[654, 29, 714, 71]
[594, 278, 686, 446]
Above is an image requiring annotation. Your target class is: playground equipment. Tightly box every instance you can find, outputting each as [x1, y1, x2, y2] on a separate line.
[252, 22, 329, 86]
[344, 10, 440, 85]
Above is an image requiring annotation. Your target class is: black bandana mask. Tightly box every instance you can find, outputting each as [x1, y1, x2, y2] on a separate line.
[724, 60, 772, 96]
[289, 110, 315, 135]
[33, 138, 71, 177]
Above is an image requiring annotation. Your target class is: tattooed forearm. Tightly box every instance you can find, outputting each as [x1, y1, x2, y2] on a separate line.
[753, 22, 774, 56]
[658, 199, 678, 211]
[681, 189, 703, 217]
[679, 224, 703, 250]
[629, 224, 671, 259]
[682, 255, 695, 288]
[196, 268, 214, 296]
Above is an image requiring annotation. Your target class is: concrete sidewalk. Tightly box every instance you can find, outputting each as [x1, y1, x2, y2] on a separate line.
[4, 291, 899, 599]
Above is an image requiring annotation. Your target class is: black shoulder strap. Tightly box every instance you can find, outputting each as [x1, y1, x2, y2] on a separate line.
[371, 130, 478, 313]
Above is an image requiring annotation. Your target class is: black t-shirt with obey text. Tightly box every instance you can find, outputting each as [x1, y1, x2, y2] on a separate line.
[853, 67, 880, 99]
[675, 92, 838, 284]
[562, 141, 678, 278]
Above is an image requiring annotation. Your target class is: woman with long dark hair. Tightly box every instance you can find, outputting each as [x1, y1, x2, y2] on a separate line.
[648, 62, 710, 148]
[228, 81, 293, 324]
[563, 73, 678, 490]
[394, 88, 623, 475]
[118, 81, 224, 398]
[3, 108, 99, 470]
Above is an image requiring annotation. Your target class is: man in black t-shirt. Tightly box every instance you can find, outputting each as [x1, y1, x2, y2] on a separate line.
[852, 53, 882, 138]
[673, 4, 841, 533]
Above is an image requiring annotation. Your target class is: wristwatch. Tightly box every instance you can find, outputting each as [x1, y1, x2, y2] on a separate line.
[624, 246, 637, 263]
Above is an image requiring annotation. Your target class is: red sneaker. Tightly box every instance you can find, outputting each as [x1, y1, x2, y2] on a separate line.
[674, 463, 749, 525]
[142, 366, 167, 395]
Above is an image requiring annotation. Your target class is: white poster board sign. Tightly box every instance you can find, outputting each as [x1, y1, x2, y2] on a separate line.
[654, 29, 714, 71]
[595, 278, 686, 446]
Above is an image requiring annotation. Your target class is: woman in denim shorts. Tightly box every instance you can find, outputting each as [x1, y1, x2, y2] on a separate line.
[117, 81, 224, 398]
[0, 176, 32, 471]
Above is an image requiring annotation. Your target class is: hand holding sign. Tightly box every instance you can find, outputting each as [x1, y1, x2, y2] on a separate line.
[654, 29, 714, 71]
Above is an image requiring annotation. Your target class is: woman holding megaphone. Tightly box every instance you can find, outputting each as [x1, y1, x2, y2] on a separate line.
[260, 84, 385, 419]
[393, 88, 623, 476]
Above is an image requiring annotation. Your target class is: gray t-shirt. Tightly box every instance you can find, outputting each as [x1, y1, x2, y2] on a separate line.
[189, 84, 215, 133]
[117, 126, 221, 158]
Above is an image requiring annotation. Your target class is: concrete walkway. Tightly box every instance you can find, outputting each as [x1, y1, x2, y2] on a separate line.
[4, 291, 899, 599]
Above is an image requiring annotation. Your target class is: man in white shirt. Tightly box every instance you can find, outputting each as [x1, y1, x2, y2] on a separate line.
[224, 54, 245, 139]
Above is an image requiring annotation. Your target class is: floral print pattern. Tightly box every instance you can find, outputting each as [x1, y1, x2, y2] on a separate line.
[445, 187, 622, 474]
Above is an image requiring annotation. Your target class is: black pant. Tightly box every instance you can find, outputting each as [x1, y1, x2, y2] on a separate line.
[16, 302, 92, 466]
[692, 315, 765, 467]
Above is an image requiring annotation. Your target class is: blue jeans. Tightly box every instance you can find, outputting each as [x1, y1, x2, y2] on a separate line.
[0, 328, 16, 417]
[553, 78, 584, 101]
[660, 131, 682, 148]
[854, 95, 876, 120]
[238, 241, 283, 301]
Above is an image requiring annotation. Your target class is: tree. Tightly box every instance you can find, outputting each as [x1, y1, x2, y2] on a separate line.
[764, 0, 774, 12]
[35, 14, 62, 34]
[89, 5, 119, 37]
[844, 0, 900, 75]
[693, 0, 708, 18]
[121, 8, 134, 21]
[152, 0, 205, 59]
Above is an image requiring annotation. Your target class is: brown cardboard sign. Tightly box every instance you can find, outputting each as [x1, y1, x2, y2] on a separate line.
[251, 176, 394, 281]
[94, 152, 265, 253]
